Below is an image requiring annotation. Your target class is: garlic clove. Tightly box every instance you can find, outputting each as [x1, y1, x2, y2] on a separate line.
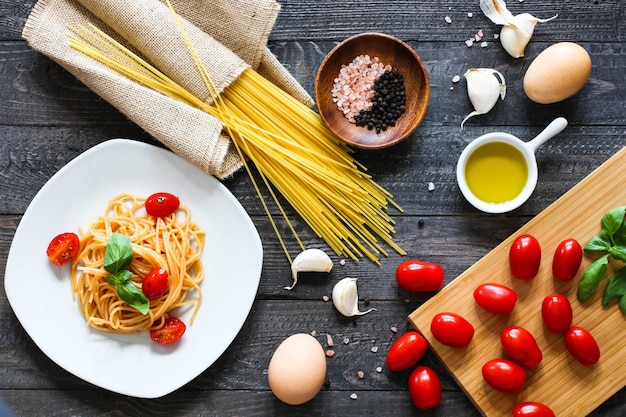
[500, 13, 558, 58]
[461, 68, 506, 129]
[332, 277, 376, 317]
[285, 248, 333, 290]
[480, 0, 557, 58]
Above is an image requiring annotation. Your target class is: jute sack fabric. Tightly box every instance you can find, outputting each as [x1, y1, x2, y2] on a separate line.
[22, 0, 313, 179]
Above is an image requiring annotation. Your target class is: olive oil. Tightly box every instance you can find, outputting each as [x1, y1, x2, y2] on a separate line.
[465, 142, 528, 203]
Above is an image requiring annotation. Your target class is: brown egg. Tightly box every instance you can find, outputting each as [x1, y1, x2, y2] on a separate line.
[523, 42, 592, 104]
[267, 333, 327, 405]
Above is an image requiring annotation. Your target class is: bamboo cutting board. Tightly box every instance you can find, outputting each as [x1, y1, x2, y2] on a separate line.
[409, 147, 626, 417]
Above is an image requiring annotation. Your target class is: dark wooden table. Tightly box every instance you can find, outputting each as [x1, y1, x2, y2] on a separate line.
[1, 0, 625, 416]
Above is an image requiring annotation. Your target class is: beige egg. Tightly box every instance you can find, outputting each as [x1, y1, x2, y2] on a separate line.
[267, 333, 327, 405]
[523, 42, 592, 104]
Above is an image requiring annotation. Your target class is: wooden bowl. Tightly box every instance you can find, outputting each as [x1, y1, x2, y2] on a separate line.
[314, 33, 430, 150]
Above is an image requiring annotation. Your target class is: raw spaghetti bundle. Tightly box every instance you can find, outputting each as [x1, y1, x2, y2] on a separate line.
[29, 0, 406, 263]
[71, 193, 204, 332]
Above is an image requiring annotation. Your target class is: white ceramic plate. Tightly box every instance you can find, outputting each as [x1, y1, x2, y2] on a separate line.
[4, 139, 263, 398]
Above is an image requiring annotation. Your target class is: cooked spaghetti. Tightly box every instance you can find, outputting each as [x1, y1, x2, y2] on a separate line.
[70, 193, 204, 333]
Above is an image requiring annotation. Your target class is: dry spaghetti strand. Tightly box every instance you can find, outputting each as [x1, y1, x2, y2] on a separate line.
[70, 193, 205, 333]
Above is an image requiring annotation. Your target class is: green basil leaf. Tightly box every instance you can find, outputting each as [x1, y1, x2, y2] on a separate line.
[584, 230, 612, 252]
[601, 206, 626, 238]
[619, 295, 626, 315]
[602, 266, 626, 305]
[104, 233, 133, 274]
[615, 220, 626, 247]
[577, 254, 609, 302]
[609, 245, 626, 262]
[105, 270, 133, 287]
[116, 279, 150, 315]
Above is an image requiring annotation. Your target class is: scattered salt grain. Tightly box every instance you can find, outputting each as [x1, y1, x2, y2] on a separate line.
[376, 366, 383, 373]
[445, 16, 452, 24]
[322, 295, 330, 302]
[494, 33, 500, 39]
[468, 12, 473, 17]
[340, 259, 346, 266]
[452, 75, 461, 83]
[343, 337, 350, 344]
[391, 326, 398, 333]
[371, 346, 379, 353]
[428, 182, 435, 192]
[481, 41, 489, 48]
[311, 330, 317, 337]
[357, 370, 365, 379]
[350, 393, 358, 400]
[475, 29, 484, 41]
[327, 334, 334, 347]
[326, 349, 335, 357]
[465, 39, 474, 47]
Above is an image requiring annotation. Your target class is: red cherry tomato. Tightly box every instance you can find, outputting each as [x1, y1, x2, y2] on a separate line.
[512, 402, 556, 417]
[386, 331, 428, 372]
[430, 312, 474, 348]
[500, 326, 542, 369]
[565, 326, 600, 366]
[150, 316, 186, 344]
[473, 283, 517, 315]
[509, 234, 541, 280]
[395, 260, 444, 292]
[145, 192, 180, 217]
[142, 267, 169, 300]
[46, 232, 80, 266]
[408, 366, 442, 410]
[481, 358, 526, 393]
[541, 294, 572, 334]
[552, 238, 583, 281]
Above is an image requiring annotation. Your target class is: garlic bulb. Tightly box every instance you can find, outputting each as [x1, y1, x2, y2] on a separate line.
[332, 278, 376, 317]
[461, 68, 506, 129]
[480, 0, 557, 58]
[285, 248, 333, 290]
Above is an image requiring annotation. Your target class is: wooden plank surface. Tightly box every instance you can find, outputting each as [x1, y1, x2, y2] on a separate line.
[409, 147, 626, 417]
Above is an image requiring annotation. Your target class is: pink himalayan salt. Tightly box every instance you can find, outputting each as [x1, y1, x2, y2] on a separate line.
[331, 55, 391, 123]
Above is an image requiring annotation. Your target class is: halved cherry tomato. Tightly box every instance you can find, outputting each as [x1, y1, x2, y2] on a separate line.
[145, 192, 180, 217]
[408, 366, 442, 410]
[500, 326, 542, 369]
[512, 402, 555, 417]
[552, 238, 583, 281]
[386, 331, 428, 372]
[541, 294, 572, 334]
[430, 312, 474, 348]
[509, 234, 541, 280]
[482, 358, 526, 393]
[142, 267, 169, 300]
[473, 283, 517, 315]
[565, 326, 600, 366]
[46, 232, 80, 266]
[150, 316, 186, 344]
[395, 260, 444, 292]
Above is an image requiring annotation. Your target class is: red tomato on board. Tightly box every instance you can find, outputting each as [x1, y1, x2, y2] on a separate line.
[565, 326, 600, 366]
[142, 267, 169, 300]
[541, 294, 573, 334]
[500, 326, 542, 369]
[145, 192, 180, 217]
[509, 234, 541, 280]
[395, 260, 444, 292]
[512, 402, 556, 417]
[552, 238, 583, 281]
[430, 312, 474, 348]
[386, 331, 428, 372]
[150, 316, 186, 344]
[408, 366, 442, 410]
[482, 358, 526, 393]
[473, 283, 517, 315]
[46, 232, 80, 266]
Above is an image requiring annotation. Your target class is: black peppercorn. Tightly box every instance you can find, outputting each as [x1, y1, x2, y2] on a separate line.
[354, 70, 406, 133]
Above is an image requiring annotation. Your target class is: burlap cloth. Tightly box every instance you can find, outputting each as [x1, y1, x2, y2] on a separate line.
[22, 0, 313, 179]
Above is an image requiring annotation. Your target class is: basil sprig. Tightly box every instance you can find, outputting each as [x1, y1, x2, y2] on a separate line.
[577, 206, 626, 314]
[104, 233, 149, 314]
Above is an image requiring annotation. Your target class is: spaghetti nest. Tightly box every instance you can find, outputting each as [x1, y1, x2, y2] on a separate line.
[70, 193, 205, 333]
